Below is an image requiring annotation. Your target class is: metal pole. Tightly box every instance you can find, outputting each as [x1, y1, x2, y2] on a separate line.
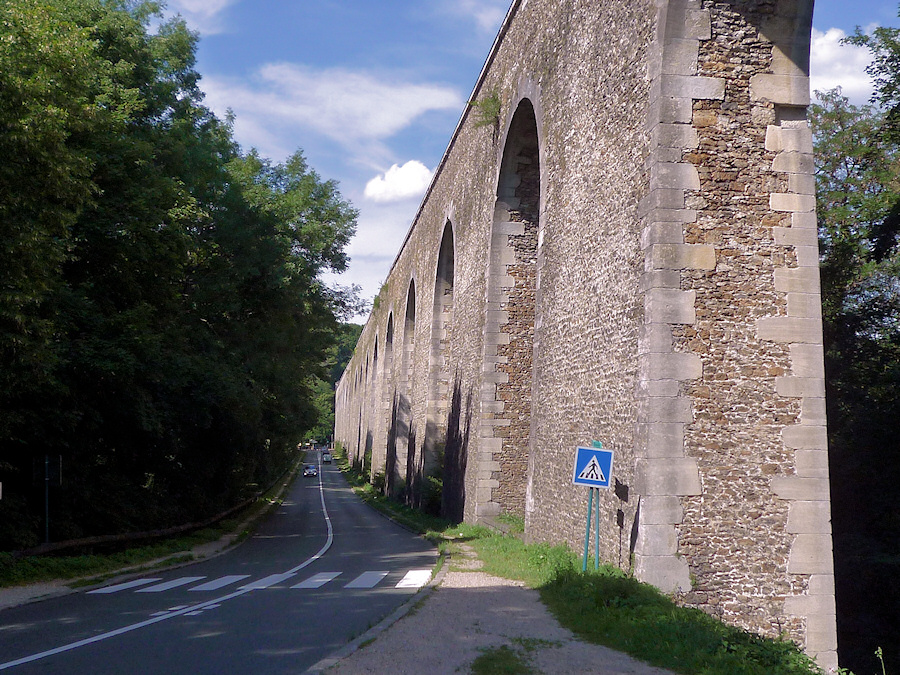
[594, 487, 600, 569]
[582, 487, 594, 572]
[44, 454, 50, 544]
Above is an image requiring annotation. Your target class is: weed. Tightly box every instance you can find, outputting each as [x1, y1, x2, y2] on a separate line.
[470, 644, 534, 675]
[469, 88, 501, 129]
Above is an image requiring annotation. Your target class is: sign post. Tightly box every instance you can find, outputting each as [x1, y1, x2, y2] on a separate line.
[573, 442, 614, 571]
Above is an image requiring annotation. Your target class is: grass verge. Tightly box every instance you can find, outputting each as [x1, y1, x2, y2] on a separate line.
[335, 446, 831, 675]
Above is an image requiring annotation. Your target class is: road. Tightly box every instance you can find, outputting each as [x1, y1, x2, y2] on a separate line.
[0, 453, 438, 674]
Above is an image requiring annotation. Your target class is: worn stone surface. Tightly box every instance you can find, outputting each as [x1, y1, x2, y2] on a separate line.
[335, 0, 834, 667]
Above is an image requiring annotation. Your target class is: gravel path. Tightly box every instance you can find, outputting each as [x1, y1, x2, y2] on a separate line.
[321, 546, 676, 675]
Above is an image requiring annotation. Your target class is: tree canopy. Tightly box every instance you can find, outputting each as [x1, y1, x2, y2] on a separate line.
[0, 0, 358, 548]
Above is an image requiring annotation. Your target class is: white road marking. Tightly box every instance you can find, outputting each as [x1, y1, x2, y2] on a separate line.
[136, 577, 205, 593]
[344, 571, 389, 589]
[238, 572, 296, 590]
[189, 575, 250, 591]
[291, 572, 341, 589]
[395, 570, 431, 589]
[87, 578, 162, 594]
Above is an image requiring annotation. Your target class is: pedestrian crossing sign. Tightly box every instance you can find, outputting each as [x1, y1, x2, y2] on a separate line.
[572, 446, 614, 488]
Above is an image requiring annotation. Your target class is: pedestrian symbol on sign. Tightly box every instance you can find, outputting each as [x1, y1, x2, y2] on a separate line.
[578, 456, 606, 483]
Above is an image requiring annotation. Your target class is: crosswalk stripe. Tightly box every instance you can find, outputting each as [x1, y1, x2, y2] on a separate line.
[344, 571, 389, 589]
[189, 575, 250, 591]
[395, 570, 431, 589]
[88, 578, 162, 594]
[136, 577, 206, 593]
[239, 572, 296, 590]
[291, 572, 341, 589]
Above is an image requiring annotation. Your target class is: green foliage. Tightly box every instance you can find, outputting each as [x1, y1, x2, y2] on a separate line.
[0, 0, 358, 550]
[469, 88, 502, 129]
[470, 645, 535, 675]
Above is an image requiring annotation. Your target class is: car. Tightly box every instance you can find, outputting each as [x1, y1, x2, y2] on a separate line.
[303, 464, 318, 477]
[322, 452, 332, 463]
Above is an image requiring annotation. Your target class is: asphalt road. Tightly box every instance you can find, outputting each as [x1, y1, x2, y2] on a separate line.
[0, 453, 438, 674]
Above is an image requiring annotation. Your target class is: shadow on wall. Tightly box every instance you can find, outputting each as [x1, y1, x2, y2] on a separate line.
[442, 378, 473, 524]
[385, 392, 399, 497]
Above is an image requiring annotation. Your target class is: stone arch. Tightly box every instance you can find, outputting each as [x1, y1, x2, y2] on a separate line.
[478, 97, 541, 520]
[423, 220, 456, 513]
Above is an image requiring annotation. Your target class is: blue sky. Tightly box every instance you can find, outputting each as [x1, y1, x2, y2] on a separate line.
[162, 0, 898, 311]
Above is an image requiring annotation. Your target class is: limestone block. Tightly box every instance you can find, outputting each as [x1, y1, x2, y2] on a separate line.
[789, 172, 816, 195]
[765, 125, 783, 152]
[635, 458, 701, 496]
[801, 397, 827, 425]
[645, 288, 696, 325]
[806, 612, 839, 653]
[790, 343, 825, 378]
[635, 378, 680, 398]
[773, 226, 818, 247]
[639, 352, 702, 381]
[645, 207, 697, 223]
[648, 243, 716, 270]
[661, 38, 699, 75]
[783, 425, 827, 449]
[640, 187, 687, 212]
[641, 222, 684, 249]
[640, 270, 681, 291]
[771, 477, 830, 501]
[684, 9, 711, 41]
[639, 395, 693, 423]
[634, 422, 684, 457]
[757, 316, 822, 344]
[788, 534, 835, 574]
[784, 593, 836, 618]
[809, 574, 836, 596]
[476, 502, 501, 517]
[651, 96, 693, 124]
[636, 523, 678, 556]
[770, 192, 816, 213]
[750, 74, 811, 106]
[780, 127, 814, 154]
[634, 553, 692, 593]
[772, 152, 814, 175]
[796, 449, 831, 479]
[774, 267, 821, 294]
[661, 75, 725, 100]
[787, 293, 823, 319]
[652, 163, 701, 190]
[638, 323, 674, 353]
[776, 376, 825, 398]
[639, 495, 684, 525]
[656, 123, 699, 149]
[793, 245, 821, 268]
[792, 211, 817, 229]
[787, 501, 833, 534]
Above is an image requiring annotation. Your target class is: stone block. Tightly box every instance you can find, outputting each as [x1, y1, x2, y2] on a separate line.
[773, 226, 818, 247]
[634, 553, 692, 593]
[640, 188, 687, 212]
[757, 317, 822, 344]
[783, 425, 827, 449]
[772, 152, 814, 175]
[640, 352, 702, 381]
[639, 495, 684, 524]
[652, 163, 701, 190]
[774, 267, 821, 294]
[641, 222, 684, 249]
[639, 396, 693, 423]
[634, 422, 684, 457]
[789, 172, 816, 195]
[801, 397, 827, 425]
[793, 245, 820, 268]
[648, 243, 716, 270]
[661, 75, 725, 100]
[661, 38, 699, 75]
[806, 612, 839, 653]
[684, 9, 711, 40]
[765, 125, 783, 152]
[635, 378, 680, 398]
[788, 534, 835, 574]
[770, 193, 816, 213]
[784, 593, 836, 618]
[776, 376, 825, 398]
[787, 501, 833, 534]
[636, 523, 678, 556]
[635, 458, 701, 496]
[790, 343, 825, 378]
[792, 211, 817, 229]
[656, 123, 699, 149]
[787, 293, 822, 319]
[645, 288, 696, 325]
[640, 270, 681, 291]
[750, 74, 811, 106]
[780, 127, 814, 154]
[638, 323, 674, 353]
[771, 477, 830, 501]
[796, 449, 831, 479]
[809, 574, 836, 596]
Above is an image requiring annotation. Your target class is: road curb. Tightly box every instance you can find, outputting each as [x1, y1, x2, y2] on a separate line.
[303, 553, 451, 674]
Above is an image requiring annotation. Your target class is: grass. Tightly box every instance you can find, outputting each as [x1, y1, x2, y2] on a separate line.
[470, 645, 534, 675]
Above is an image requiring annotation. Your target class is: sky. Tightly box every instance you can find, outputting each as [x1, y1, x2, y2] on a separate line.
[161, 0, 899, 315]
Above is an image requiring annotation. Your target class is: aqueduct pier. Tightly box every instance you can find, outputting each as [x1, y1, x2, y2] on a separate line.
[334, 0, 835, 666]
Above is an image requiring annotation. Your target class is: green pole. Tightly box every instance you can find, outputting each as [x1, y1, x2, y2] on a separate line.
[582, 487, 594, 572]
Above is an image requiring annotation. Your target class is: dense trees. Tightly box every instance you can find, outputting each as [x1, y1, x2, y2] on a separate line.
[0, 0, 358, 548]
[812, 25, 900, 671]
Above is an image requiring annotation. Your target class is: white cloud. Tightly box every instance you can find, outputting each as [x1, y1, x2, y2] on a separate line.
[809, 27, 874, 104]
[166, 0, 237, 35]
[442, 0, 509, 34]
[364, 161, 433, 203]
[201, 66, 463, 162]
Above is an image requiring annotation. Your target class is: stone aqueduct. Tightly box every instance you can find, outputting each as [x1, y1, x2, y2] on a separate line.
[334, 0, 835, 666]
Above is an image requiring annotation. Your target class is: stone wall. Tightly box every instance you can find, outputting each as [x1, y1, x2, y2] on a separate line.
[334, 0, 835, 668]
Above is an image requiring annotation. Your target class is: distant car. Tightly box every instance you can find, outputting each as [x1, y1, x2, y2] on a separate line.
[303, 464, 318, 477]
[322, 452, 332, 463]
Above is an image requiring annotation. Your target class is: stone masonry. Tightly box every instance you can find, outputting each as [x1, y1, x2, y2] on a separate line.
[334, 0, 836, 668]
